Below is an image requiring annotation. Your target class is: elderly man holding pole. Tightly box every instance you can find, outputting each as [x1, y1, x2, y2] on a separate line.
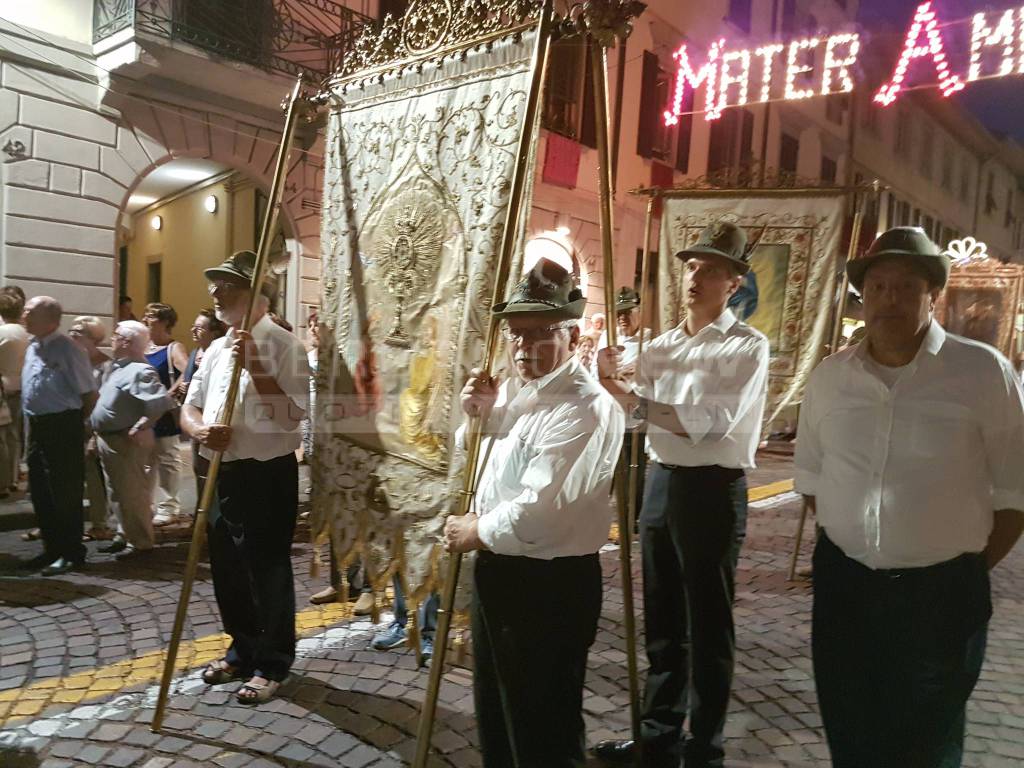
[91, 320, 176, 560]
[19, 296, 98, 576]
[593, 222, 770, 768]
[444, 259, 624, 768]
[796, 227, 1024, 768]
[182, 250, 310, 705]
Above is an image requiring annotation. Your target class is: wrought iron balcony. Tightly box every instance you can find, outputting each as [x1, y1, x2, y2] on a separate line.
[94, 0, 372, 81]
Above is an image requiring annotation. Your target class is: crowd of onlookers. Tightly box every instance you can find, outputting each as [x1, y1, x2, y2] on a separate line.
[0, 289, 234, 566]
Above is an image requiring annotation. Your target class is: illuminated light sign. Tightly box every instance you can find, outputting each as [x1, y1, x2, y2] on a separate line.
[662, 1, 1024, 124]
[945, 236, 989, 265]
[874, 2, 963, 106]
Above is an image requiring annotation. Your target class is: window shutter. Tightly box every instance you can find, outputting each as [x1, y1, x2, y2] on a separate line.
[637, 51, 660, 159]
[580, 42, 597, 149]
[674, 88, 694, 173]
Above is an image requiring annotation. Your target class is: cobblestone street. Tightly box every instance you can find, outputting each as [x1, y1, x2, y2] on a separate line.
[0, 454, 1021, 768]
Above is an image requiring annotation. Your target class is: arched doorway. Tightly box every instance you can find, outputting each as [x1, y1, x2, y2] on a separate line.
[116, 158, 298, 340]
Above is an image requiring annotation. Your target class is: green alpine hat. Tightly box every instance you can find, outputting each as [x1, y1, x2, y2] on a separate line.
[674, 220, 751, 275]
[204, 250, 274, 297]
[846, 226, 951, 291]
[493, 258, 587, 320]
[615, 286, 641, 312]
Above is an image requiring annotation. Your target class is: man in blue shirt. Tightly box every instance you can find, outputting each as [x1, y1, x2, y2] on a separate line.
[20, 296, 97, 575]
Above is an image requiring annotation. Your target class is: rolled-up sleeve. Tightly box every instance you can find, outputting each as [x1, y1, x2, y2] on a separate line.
[476, 403, 620, 557]
[983, 358, 1024, 512]
[673, 335, 770, 446]
[131, 367, 176, 421]
[793, 367, 823, 497]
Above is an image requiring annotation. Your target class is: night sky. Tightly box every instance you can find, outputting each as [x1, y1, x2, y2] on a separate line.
[857, 0, 1024, 143]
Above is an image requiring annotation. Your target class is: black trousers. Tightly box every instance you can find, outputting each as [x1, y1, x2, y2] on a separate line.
[208, 452, 298, 682]
[813, 533, 990, 768]
[27, 409, 86, 563]
[638, 463, 748, 767]
[472, 550, 602, 768]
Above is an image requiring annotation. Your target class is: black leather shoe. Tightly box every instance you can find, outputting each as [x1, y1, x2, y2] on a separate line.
[592, 740, 637, 764]
[17, 553, 53, 571]
[40, 557, 80, 576]
[99, 536, 127, 554]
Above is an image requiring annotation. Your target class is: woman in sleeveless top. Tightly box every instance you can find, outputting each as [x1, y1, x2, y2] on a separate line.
[143, 303, 189, 527]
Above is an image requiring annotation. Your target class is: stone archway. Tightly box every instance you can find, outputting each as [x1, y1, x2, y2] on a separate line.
[104, 98, 323, 330]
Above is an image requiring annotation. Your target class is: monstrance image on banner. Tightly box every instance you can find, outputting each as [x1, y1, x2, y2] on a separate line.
[312, 8, 540, 601]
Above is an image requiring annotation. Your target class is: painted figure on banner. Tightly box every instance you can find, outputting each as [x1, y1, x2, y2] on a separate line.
[399, 311, 448, 463]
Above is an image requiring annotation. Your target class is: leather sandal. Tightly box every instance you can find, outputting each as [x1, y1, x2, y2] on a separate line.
[235, 677, 283, 705]
[202, 659, 244, 685]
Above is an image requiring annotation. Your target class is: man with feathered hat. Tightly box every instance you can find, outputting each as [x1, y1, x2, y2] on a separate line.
[796, 226, 1024, 767]
[594, 220, 770, 768]
[443, 257, 624, 767]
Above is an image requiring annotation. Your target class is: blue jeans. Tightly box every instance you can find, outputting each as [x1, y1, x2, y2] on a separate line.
[392, 575, 439, 639]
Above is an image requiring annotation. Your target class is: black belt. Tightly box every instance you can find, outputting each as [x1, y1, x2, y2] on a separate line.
[657, 462, 744, 476]
[819, 532, 983, 580]
[27, 408, 81, 422]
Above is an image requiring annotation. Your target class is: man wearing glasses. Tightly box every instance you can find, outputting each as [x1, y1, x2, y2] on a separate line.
[182, 250, 310, 705]
[444, 258, 624, 767]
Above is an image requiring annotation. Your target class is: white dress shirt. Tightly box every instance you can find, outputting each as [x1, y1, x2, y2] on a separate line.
[619, 328, 654, 368]
[794, 320, 1024, 569]
[634, 309, 769, 469]
[185, 314, 310, 463]
[461, 357, 625, 559]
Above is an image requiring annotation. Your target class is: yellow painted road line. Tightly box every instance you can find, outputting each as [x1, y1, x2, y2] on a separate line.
[747, 478, 794, 502]
[0, 602, 355, 727]
[607, 479, 795, 543]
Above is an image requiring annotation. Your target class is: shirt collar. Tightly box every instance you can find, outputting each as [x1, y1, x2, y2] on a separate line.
[519, 356, 577, 395]
[34, 330, 60, 346]
[682, 308, 737, 339]
[853, 318, 947, 370]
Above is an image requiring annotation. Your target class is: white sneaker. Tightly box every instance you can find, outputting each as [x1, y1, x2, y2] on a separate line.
[152, 513, 177, 527]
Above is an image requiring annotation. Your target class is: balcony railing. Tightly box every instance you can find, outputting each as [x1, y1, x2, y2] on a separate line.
[94, 0, 372, 81]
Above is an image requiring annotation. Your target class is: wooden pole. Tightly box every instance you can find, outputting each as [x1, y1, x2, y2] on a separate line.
[411, 3, 556, 764]
[151, 75, 308, 732]
[590, 37, 642, 753]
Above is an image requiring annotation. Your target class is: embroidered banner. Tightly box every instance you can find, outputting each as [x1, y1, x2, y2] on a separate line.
[313, 33, 538, 599]
[658, 193, 846, 427]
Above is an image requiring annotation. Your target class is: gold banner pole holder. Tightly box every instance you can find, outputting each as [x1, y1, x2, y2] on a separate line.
[412, 3, 557, 765]
[151, 75, 317, 733]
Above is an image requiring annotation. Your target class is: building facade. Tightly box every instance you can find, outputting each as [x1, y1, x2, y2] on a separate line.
[0, 0, 1021, 334]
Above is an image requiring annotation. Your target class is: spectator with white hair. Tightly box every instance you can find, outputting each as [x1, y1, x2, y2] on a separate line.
[69, 316, 114, 541]
[19, 296, 97, 575]
[91, 320, 175, 560]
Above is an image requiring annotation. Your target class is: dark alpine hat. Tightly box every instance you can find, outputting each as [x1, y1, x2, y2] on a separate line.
[615, 286, 641, 312]
[674, 220, 751, 275]
[846, 226, 951, 291]
[493, 259, 587, 320]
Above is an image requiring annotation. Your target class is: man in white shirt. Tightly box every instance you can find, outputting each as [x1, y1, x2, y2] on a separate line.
[444, 258, 624, 767]
[796, 226, 1024, 768]
[613, 286, 654, 516]
[594, 222, 770, 768]
[182, 251, 310, 705]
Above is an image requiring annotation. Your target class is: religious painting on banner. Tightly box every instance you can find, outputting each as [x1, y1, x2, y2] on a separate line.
[312, 16, 540, 600]
[935, 242, 1024, 359]
[659, 194, 844, 428]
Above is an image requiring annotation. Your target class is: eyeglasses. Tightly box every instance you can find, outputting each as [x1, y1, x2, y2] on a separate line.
[207, 280, 246, 296]
[501, 323, 572, 343]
